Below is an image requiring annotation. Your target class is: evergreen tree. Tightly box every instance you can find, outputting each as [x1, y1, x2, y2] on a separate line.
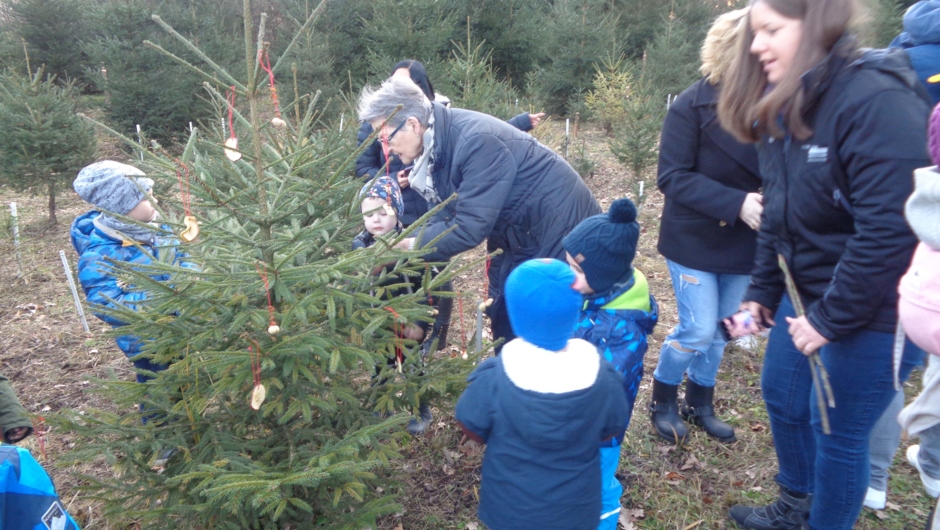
[360, 0, 458, 82]
[447, 0, 547, 88]
[608, 60, 664, 195]
[643, 0, 721, 100]
[0, 64, 96, 224]
[857, 0, 904, 47]
[82, 0, 244, 145]
[10, 0, 94, 87]
[58, 1, 473, 527]
[529, 0, 618, 115]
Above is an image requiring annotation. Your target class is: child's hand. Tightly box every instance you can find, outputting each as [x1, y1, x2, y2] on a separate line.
[402, 324, 425, 341]
[5, 426, 31, 443]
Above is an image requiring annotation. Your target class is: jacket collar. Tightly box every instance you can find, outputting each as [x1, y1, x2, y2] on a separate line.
[691, 78, 718, 108]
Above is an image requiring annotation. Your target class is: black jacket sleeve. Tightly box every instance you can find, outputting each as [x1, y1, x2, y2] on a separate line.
[657, 87, 749, 225]
[806, 88, 928, 340]
[507, 113, 532, 132]
[355, 122, 382, 180]
[744, 222, 786, 314]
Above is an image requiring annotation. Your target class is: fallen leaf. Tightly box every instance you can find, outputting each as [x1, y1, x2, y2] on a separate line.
[748, 486, 763, 492]
[442, 463, 455, 476]
[465, 523, 479, 530]
[683, 520, 704, 530]
[750, 422, 765, 432]
[392, 524, 404, 530]
[664, 471, 684, 481]
[745, 470, 755, 479]
[885, 501, 901, 511]
[655, 445, 675, 455]
[875, 510, 888, 520]
[680, 454, 699, 471]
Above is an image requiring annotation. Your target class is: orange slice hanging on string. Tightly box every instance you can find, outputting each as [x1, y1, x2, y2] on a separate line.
[224, 137, 241, 161]
[250, 383, 266, 410]
[180, 215, 199, 242]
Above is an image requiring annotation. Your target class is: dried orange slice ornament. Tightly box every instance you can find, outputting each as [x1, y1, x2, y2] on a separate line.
[224, 137, 241, 161]
[250, 383, 266, 410]
[180, 215, 199, 242]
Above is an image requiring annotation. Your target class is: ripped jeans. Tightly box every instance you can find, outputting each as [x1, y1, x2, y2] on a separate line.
[652, 260, 750, 387]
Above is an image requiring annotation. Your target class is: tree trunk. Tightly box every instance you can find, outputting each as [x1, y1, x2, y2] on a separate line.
[48, 180, 57, 225]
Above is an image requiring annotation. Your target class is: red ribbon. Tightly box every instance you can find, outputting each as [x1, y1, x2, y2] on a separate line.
[257, 50, 282, 119]
[226, 86, 237, 140]
[255, 262, 277, 329]
[175, 160, 192, 217]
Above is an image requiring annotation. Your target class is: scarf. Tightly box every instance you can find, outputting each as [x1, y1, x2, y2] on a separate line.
[94, 213, 160, 245]
[409, 112, 440, 204]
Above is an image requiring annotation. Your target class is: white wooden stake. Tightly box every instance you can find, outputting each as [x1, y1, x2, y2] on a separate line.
[639, 181, 645, 197]
[189, 121, 194, 134]
[475, 299, 484, 353]
[10, 202, 23, 278]
[59, 250, 89, 333]
[136, 124, 144, 161]
[339, 113, 345, 133]
[565, 118, 570, 160]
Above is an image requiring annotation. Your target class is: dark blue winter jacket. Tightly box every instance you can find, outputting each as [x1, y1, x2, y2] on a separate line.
[356, 113, 535, 226]
[572, 270, 658, 446]
[890, 0, 940, 105]
[70, 211, 193, 362]
[746, 42, 931, 341]
[414, 104, 600, 316]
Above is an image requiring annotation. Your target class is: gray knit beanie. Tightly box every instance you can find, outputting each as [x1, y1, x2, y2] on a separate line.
[73, 161, 153, 215]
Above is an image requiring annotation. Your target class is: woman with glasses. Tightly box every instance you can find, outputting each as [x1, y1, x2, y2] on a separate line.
[357, 76, 599, 351]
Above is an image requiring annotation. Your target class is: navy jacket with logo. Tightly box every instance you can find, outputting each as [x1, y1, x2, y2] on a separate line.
[746, 41, 931, 341]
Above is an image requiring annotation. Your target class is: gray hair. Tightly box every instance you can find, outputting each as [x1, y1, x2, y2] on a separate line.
[358, 76, 433, 128]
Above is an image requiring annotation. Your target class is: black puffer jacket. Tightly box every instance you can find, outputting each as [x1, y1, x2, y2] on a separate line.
[416, 104, 600, 308]
[657, 78, 762, 274]
[746, 42, 931, 341]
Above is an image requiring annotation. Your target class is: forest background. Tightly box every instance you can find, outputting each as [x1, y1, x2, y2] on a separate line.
[0, 0, 933, 529]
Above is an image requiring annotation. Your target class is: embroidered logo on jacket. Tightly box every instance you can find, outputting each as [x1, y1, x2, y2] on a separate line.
[805, 145, 828, 163]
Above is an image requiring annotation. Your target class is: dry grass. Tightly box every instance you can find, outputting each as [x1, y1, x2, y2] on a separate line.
[0, 122, 935, 529]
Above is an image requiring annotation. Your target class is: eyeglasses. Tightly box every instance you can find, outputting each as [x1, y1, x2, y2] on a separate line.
[383, 120, 407, 144]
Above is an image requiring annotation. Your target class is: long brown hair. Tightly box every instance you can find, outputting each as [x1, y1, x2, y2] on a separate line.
[717, 0, 856, 142]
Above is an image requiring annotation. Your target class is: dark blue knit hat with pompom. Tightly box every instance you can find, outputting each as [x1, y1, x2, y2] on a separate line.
[562, 198, 640, 293]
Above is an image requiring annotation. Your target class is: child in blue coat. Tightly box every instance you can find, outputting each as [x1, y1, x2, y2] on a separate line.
[70, 161, 193, 384]
[564, 198, 659, 530]
[456, 258, 628, 530]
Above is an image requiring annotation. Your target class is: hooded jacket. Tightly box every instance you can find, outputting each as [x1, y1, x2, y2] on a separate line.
[455, 339, 627, 530]
[415, 105, 600, 314]
[572, 270, 658, 446]
[746, 42, 931, 341]
[70, 210, 193, 359]
[890, 0, 940, 105]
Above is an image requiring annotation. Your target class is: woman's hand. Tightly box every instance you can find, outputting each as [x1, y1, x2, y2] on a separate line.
[529, 112, 546, 128]
[741, 300, 775, 329]
[739, 192, 763, 231]
[397, 169, 410, 189]
[786, 316, 829, 356]
[402, 323, 426, 341]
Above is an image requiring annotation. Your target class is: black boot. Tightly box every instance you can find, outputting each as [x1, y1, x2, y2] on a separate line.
[650, 379, 688, 444]
[729, 483, 812, 530]
[681, 379, 737, 443]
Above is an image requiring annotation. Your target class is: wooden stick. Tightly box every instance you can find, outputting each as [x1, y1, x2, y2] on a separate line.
[10, 202, 23, 278]
[475, 299, 483, 353]
[778, 254, 835, 434]
[59, 250, 90, 333]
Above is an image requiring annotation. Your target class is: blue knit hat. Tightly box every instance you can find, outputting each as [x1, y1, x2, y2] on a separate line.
[360, 175, 404, 219]
[505, 258, 583, 351]
[562, 198, 639, 293]
[73, 161, 153, 215]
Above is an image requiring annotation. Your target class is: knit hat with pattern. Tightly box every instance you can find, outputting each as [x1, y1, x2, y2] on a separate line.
[360, 175, 404, 219]
[73, 161, 153, 215]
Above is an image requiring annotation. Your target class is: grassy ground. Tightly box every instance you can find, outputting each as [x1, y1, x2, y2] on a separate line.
[0, 122, 935, 529]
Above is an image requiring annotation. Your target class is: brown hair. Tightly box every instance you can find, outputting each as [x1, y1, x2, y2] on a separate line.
[717, 0, 856, 142]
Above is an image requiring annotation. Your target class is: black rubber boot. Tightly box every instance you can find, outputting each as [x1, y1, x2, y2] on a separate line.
[650, 378, 688, 444]
[681, 379, 737, 443]
[729, 483, 812, 530]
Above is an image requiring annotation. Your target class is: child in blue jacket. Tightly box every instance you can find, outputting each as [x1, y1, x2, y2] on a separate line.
[456, 258, 628, 530]
[70, 161, 193, 384]
[564, 198, 658, 530]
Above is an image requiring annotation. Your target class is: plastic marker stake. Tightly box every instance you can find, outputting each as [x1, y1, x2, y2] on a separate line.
[59, 250, 89, 333]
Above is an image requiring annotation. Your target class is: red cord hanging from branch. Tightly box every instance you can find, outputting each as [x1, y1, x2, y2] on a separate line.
[176, 160, 199, 242]
[478, 257, 493, 311]
[34, 416, 47, 461]
[384, 307, 405, 373]
[255, 262, 280, 336]
[224, 86, 241, 161]
[258, 50, 286, 129]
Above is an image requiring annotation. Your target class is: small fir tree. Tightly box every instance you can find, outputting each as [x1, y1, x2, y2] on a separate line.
[0, 64, 96, 224]
[608, 60, 664, 197]
[58, 1, 475, 527]
[11, 0, 94, 87]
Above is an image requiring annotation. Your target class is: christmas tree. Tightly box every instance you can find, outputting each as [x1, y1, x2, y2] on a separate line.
[59, 1, 475, 527]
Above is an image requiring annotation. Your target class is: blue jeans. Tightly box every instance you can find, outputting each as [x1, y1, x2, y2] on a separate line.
[653, 260, 750, 387]
[762, 295, 924, 530]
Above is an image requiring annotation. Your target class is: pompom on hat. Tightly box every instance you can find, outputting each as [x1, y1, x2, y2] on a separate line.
[360, 175, 404, 219]
[505, 258, 583, 351]
[562, 198, 640, 293]
[73, 161, 153, 215]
